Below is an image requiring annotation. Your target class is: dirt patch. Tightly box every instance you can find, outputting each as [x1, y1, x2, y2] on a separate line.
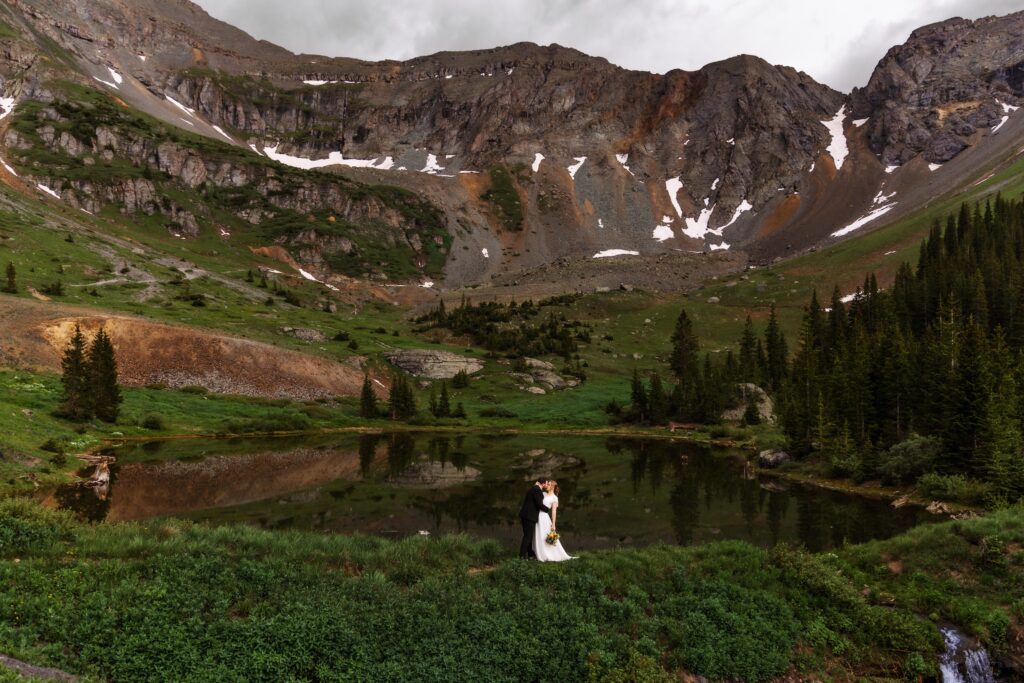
[758, 195, 801, 238]
[1, 297, 372, 400]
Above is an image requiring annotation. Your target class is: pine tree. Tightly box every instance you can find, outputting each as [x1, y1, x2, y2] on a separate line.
[359, 375, 378, 418]
[629, 368, 648, 423]
[764, 305, 788, 393]
[87, 328, 121, 423]
[60, 324, 91, 421]
[388, 374, 417, 420]
[452, 402, 467, 419]
[647, 372, 668, 425]
[428, 385, 438, 416]
[2, 262, 15, 294]
[669, 307, 701, 383]
[437, 382, 451, 418]
[738, 316, 757, 382]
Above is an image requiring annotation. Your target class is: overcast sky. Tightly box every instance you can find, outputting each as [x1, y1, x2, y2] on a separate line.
[194, 0, 1023, 91]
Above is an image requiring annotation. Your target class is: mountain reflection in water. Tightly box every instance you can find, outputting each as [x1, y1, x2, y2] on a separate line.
[50, 433, 937, 551]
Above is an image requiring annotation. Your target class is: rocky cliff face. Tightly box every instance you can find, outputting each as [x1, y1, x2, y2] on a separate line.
[850, 12, 1024, 164]
[0, 0, 1022, 284]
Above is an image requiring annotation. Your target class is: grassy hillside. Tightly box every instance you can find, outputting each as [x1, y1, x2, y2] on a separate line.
[0, 499, 1020, 681]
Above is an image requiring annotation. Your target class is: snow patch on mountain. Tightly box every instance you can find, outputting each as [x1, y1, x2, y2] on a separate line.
[832, 204, 896, 237]
[652, 218, 675, 242]
[37, 184, 60, 200]
[532, 153, 544, 173]
[211, 125, 233, 141]
[615, 153, 633, 175]
[683, 205, 716, 239]
[262, 145, 395, 171]
[665, 178, 684, 217]
[421, 154, 446, 174]
[821, 105, 849, 170]
[593, 249, 639, 258]
[0, 96, 15, 120]
[165, 96, 196, 118]
[567, 157, 587, 179]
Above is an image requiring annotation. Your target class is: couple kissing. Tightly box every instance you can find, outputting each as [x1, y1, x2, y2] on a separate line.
[518, 477, 573, 562]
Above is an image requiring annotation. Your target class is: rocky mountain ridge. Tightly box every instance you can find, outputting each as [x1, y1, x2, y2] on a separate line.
[0, 0, 1022, 287]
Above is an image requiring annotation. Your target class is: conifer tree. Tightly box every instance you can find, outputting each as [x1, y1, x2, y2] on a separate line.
[647, 372, 668, 425]
[2, 262, 15, 294]
[437, 382, 451, 418]
[428, 385, 438, 417]
[359, 375, 378, 418]
[763, 305, 788, 393]
[87, 327, 121, 423]
[60, 324, 91, 421]
[388, 374, 416, 420]
[669, 308, 701, 383]
[738, 316, 758, 382]
[629, 368, 648, 423]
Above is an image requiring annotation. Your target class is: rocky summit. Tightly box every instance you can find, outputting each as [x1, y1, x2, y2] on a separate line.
[0, 1, 1022, 288]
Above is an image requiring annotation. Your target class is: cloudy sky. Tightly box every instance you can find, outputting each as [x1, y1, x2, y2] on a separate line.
[195, 0, 1022, 91]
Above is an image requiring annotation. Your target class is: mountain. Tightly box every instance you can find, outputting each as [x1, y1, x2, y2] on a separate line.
[0, 1, 1022, 290]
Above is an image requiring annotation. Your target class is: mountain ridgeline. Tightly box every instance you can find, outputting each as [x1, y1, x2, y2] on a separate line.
[0, 1, 1021, 289]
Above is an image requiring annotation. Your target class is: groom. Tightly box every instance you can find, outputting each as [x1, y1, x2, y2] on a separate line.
[518, 478, 551, 559]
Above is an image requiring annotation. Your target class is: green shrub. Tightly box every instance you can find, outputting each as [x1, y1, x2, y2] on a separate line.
[877, 435, 941, 485]
[480, 407, 517, 418]
[180, 385, 209, 395]
[40, 438, 67, 455]
[141, 414, 166, 430]
[917, 473, 991, 505]
[0, 499, 73, 555]
[221, 413, 312, 434]
[481, 166, 524, 231]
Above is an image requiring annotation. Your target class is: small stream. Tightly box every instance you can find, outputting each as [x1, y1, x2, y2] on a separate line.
[940, 626, 997, 683]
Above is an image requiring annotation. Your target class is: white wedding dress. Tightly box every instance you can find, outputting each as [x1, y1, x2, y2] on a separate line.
[534, 493, 573, 562]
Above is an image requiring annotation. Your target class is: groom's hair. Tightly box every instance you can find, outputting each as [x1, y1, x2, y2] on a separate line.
[536, 477, 550, 484]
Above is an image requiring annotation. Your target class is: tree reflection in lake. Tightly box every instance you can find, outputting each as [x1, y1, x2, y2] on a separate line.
[51, 433, 938, 552]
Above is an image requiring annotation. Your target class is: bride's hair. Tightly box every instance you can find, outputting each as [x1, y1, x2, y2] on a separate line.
[550, 480, 560, 495]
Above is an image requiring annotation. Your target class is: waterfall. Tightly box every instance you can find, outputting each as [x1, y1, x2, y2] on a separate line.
[940, 626, 996, 683]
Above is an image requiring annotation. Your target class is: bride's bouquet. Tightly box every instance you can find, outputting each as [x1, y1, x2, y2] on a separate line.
[545, 530, 560, 545]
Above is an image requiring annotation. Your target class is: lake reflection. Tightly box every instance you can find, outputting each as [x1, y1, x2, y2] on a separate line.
[52, 433, 936, 551]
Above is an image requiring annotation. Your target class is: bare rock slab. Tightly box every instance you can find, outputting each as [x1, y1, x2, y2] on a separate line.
[385, 349, 483, 379]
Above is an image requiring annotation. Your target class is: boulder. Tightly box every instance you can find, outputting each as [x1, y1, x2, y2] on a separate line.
[757, 449, 790, 468]
[384, 349, 483, 379]
[721, 383, 775, 423]
[280, 326, 326, 342]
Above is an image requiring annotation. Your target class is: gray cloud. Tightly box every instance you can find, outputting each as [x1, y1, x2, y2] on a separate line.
[194, 0, 1024, 91]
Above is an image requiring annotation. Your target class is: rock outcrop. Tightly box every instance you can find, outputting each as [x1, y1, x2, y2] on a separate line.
[851, 12, 1024, 164]
[384, 349, 483, 379]
[721, 383, 775, 423]
[757, 450, 790, 469]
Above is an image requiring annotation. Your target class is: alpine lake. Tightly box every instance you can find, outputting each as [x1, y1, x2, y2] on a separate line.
[48, 432, 937, 552]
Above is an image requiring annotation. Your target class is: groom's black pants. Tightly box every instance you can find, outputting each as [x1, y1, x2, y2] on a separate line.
[519, 517, 536, 559]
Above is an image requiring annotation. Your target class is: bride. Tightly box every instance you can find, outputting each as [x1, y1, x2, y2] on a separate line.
[534, 480, 573, 562]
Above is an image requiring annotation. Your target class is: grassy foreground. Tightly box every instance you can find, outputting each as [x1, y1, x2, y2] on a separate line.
[0, 500, 1021, 682]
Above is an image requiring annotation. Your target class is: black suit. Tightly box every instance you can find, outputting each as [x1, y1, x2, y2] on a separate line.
[518, 485, 551, 559]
